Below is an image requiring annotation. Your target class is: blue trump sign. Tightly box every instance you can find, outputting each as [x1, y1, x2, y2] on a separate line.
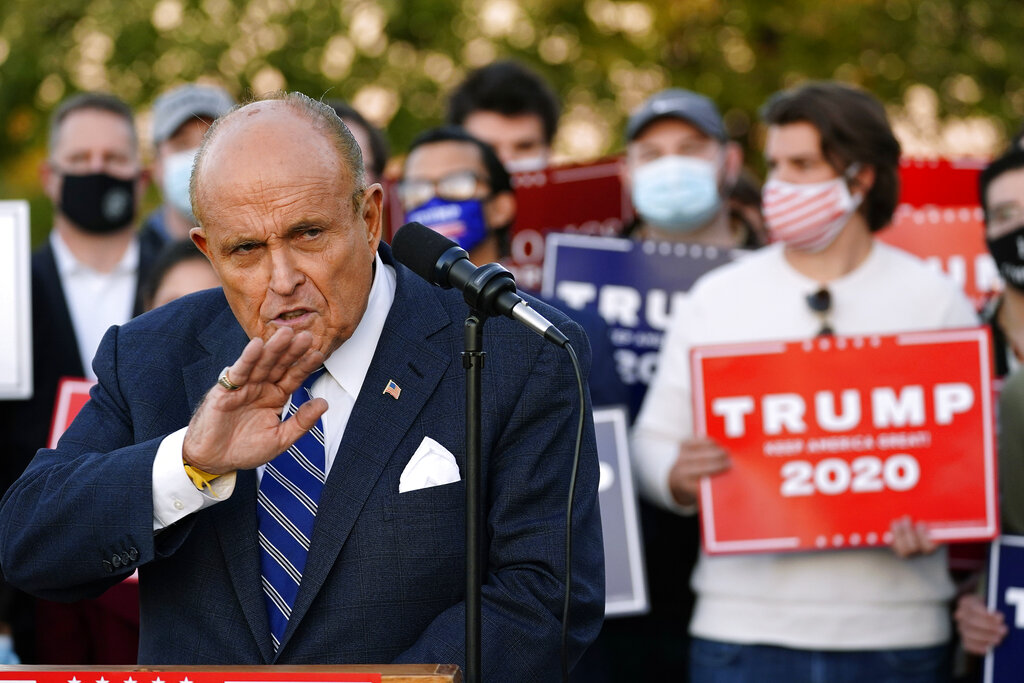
[986, 535, 1024, 682]
[542, 233, 737, 416]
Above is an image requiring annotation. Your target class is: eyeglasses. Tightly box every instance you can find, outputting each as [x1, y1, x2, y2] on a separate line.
[398, 171, 487, 211]
[805, 287, 833, 336]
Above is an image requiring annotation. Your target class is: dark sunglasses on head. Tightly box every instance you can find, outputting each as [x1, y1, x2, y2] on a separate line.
[398, 170, 487, 211]
[805, 287, 833, 337]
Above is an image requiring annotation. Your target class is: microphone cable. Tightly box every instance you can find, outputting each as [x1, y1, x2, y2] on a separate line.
[561, 341, 586, 683]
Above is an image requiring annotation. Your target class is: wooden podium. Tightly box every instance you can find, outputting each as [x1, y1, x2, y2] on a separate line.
[0, 665, 461, 683]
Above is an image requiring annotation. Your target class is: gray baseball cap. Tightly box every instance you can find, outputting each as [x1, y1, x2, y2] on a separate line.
[626, 88, 727, 142]
[152, 84, 235, 145]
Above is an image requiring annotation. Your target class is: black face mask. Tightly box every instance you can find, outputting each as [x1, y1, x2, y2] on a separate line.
[59, 172, 137, 234]
[988, 223, 1024, 293]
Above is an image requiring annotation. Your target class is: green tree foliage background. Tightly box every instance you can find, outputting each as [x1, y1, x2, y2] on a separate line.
[1, 0, 1023, 242]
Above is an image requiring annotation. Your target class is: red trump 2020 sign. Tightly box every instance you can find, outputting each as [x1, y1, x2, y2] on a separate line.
[691, 328, 998, 555]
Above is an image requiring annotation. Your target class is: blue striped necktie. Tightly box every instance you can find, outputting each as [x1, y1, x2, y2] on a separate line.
[257, 366, 328, 651]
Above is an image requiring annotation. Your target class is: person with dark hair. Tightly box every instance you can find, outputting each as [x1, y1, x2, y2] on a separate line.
[143, 239, 221, 311]
[973, 147, 1024, 378]
[399, 125, 515, 264]
[326, 100, 389, 184]
[622, 88, 760, 249]
[954, 146, 1024, 658]
[760, 81, 903, 237]
[632, 81, 977, 682]
[0, 92, 604, 675]
[447, 60, 560, 171]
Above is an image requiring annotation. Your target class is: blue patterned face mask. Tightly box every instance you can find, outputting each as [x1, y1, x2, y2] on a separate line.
[631, 154, 722, 232]
[161, 148, 198, 224]
[404, 197, 489, 252]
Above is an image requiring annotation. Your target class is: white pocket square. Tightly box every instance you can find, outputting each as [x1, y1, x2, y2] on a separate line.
[399, 436, 461, 493]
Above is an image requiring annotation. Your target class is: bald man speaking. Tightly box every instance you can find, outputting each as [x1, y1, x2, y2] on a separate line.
[0, 93, 603, 678]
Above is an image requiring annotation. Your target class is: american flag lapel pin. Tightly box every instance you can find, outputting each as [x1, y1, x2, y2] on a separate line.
[383, 379, 401, 399]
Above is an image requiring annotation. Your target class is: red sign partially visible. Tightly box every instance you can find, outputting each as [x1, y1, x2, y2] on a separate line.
[897, 158, 987, 207]
[507, 159, 630, 290]
[47, 377, 95, 449]
[880, 205, 995, 309]
[691, 328, 998, 555]
[881, 159, 995, 309]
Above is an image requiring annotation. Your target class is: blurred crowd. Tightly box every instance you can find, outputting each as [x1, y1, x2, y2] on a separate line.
[2, 58, 1024, 683]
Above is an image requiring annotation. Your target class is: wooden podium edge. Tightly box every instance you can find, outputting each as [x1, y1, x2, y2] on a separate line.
[0, 665, 461, 683]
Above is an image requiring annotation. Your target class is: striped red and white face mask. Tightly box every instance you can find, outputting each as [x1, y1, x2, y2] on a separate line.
[762, 168, 862, 252]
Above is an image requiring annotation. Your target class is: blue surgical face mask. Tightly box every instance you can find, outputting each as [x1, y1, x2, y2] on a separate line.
[404, 197, 489, 252]
[161, 148, 199, 224]
[631, 154, 722, 232]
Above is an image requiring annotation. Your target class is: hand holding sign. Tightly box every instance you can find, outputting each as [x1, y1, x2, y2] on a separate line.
[982, 536, 1024, 681]
[889, 515, 938, 558]
[668, 437, 731, 507]
[956, 592, 1007, 655]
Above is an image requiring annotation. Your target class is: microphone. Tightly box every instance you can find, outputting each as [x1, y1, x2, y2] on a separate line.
[391, 222, 570, 347]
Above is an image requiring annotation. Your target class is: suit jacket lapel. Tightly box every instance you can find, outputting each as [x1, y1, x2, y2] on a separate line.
[182, 301, 277, 660]
[182, 302, 248, 409]
[278, 254, 454, 654]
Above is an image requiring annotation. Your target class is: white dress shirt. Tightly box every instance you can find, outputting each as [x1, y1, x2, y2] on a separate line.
[152, 253, 397, 530]
[50, 231, 139, 380]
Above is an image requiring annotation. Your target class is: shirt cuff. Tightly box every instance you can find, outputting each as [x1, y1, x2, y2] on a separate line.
[152, 426, 237, 530]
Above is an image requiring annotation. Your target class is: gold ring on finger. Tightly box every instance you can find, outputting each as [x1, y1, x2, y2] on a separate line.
[217, 366, 243, 391]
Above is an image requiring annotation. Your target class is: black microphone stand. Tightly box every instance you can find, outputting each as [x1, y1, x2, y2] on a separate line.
[456, 262, 521, 683]
[462, 311, 485, 683]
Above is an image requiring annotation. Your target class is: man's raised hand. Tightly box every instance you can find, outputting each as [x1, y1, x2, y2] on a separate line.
[182, 327, 328, 474]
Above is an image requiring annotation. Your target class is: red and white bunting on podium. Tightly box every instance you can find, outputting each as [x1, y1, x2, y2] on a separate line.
[691, 327, 998, 555]
[47, 377, 96, 449]
[0, 673, 383, 683]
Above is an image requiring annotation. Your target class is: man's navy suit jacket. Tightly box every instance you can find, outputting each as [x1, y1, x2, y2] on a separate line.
[0, 246, 604, 678]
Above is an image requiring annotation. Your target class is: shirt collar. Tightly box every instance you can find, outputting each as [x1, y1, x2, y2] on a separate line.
[50, 229, 140, 277]
[322, 251, 396, 399]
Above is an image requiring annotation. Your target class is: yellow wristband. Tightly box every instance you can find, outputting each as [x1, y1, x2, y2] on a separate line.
[183, 461, 222, 495]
